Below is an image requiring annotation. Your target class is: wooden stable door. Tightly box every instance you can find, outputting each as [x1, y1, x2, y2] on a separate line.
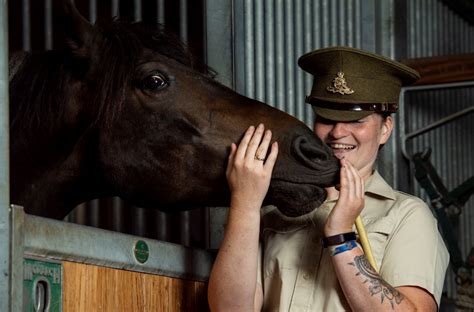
[62, 261, 209, 311]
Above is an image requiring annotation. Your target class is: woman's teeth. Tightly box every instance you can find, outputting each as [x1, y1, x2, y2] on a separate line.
[331, 143, 355, 150]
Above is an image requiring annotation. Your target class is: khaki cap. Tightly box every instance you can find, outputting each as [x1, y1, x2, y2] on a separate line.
[298, 46, 420, 121]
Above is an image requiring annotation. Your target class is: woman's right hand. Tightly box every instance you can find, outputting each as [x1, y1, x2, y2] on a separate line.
[324, 158, 365, 236]
[226, 124, 279, 212]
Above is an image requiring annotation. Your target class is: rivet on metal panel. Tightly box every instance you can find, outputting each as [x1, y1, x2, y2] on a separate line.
[133, 240, 149, 264]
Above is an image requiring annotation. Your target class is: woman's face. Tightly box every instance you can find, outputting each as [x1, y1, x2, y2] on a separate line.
[313, 113, 393, 180]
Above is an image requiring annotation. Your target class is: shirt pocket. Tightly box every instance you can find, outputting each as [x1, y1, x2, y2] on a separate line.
[363, 218, 394, 269]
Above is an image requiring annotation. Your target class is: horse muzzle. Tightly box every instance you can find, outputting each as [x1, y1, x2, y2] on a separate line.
[267, 129, 340, 217]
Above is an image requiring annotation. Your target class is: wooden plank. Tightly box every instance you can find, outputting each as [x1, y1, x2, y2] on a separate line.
[62, 261, 209, 311]
[402, 54, 474, 85]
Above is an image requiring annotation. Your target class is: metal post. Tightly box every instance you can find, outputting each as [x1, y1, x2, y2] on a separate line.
[179, 0, 190, 246]
[89, 0, 97, 23]
[157, 0, 165, 24]
[204, 0, 233, 88]
[111, 0, 119, 18]
[204, 0, 234, 249]
[0, 1, 11, 311]
[44, 0, 53, 50]
[134, 0, 142, 22]
[22, 0, 30, 51]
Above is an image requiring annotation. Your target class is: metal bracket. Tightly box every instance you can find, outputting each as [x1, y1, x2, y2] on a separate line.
[399, 81, 474, 160]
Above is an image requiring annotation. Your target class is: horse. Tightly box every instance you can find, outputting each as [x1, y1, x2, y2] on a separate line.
[9, 1, 340, 220]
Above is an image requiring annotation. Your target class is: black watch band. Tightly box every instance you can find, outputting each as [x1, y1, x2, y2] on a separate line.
[322, 232, 357, 248]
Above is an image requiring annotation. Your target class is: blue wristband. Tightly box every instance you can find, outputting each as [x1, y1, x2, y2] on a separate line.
[330, 240, 357, 256]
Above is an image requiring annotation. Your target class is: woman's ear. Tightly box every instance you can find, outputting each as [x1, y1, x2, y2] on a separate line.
[379, 115, 394, 145]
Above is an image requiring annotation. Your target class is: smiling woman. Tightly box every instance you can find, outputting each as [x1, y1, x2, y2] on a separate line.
[208, 46, 449, 312]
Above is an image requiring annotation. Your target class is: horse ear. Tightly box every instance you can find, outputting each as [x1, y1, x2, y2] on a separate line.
[61, 0, 96, 58]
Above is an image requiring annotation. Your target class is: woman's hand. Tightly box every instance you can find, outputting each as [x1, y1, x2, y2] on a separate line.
[226, 124, 278, 212]
[324, 158, 365, 236]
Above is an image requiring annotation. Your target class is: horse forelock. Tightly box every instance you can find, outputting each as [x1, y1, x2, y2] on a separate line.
[9, 51, 78, 141]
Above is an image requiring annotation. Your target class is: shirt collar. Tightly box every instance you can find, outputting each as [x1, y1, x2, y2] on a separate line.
[364, 170, 396, 200]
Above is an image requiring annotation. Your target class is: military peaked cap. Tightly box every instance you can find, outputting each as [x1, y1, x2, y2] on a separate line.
[298, 46, 420, 121]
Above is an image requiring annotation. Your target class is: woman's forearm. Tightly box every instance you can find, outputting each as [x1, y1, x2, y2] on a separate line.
[330, 246, 435, 311]
[208, 205, 262, 312]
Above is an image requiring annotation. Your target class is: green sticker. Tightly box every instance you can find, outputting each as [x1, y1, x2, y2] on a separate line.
[23, 258, 62, 312]
[134, 240, 149, 264]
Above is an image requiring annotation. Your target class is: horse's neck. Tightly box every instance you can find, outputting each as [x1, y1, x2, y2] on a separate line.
[11, 133, 106, 219]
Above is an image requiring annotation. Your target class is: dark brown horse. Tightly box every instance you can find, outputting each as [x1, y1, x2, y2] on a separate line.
[9, 1, 339, 220]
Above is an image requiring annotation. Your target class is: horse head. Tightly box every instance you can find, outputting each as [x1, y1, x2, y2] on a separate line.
[9, 1, 340, 219]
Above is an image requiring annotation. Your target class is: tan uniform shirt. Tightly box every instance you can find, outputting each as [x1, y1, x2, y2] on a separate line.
[258, 171, 449, 311]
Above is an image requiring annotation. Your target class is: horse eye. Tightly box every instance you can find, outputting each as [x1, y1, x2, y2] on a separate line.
[140, 74, 169, 91]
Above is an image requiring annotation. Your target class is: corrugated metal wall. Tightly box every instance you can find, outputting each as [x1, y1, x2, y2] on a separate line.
[0, 1, 11, 310]
[233, 0, 390, 127]
[402, 84, 474, 299]
[403, 0, 474, 299]
[407, 0, 474, 57]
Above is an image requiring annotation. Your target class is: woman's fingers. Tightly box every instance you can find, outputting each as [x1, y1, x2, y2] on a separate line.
[343, 160, 363, 197]
[264, 142, 278, 170]
[232, 124, 278, 170]
[349, 161, 364, 197]
[254, 129, 272, 163]
[226, 143, 237, 177]
[225, 124, 278, 209]
[339, 160, 348, 194]
[340, 159, 364, 210]
[235, 125, 255, 161]
[245, 124, 265, 161]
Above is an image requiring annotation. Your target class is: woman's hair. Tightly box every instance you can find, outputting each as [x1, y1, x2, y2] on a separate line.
[378, 112, 393, 150]
[380, 112, 392, 120]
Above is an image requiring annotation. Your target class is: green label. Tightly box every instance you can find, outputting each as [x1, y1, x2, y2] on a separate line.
[23, 258, 62, 311]
[134, 240, 149, 264]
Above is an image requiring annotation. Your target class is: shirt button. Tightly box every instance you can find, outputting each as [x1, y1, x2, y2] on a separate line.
[303, 273, 310, 280]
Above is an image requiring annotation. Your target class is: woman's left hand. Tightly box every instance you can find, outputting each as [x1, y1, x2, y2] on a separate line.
[226, 124, 279, 212]
[324, 158, 365, 236]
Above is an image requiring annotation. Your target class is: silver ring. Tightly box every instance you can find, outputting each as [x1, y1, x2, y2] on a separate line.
[254, 155, 265, 161]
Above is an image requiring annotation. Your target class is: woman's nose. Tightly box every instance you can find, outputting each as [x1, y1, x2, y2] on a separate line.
[328, 122, 349, 138]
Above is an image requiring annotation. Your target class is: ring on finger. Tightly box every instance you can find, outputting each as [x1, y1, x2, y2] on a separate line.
[254, 154, 265, 161]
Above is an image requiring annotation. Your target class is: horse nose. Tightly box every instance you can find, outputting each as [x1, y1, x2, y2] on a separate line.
[291, 134, 340, 185]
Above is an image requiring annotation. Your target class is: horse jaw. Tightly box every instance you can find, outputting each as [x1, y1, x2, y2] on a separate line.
[10, 131, 109, 219]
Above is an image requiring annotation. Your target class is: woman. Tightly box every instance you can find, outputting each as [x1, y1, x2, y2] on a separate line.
[208, 47, 449, 311]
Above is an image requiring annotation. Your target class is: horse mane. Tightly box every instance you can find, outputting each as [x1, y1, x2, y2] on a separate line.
[10, 18, 214, 140]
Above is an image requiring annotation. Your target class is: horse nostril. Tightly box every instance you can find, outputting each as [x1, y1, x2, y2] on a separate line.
[292, 135, 334, 170]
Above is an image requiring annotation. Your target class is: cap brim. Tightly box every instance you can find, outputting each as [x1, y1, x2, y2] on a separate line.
[313, 106, 374, 122]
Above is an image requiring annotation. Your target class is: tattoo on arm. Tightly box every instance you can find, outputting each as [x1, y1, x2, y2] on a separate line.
[348, 255, 404, 309]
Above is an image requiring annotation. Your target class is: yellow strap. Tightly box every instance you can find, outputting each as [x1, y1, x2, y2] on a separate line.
[355, 216, 378, 273]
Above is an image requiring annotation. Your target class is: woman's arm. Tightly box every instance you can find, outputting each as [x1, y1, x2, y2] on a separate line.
[330, 244, 437, 311]
[208, 124, 278, 312]
[326, 160, 437, 311]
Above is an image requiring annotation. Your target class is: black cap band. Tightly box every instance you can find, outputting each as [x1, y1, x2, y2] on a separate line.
[306, 96, 398, 113]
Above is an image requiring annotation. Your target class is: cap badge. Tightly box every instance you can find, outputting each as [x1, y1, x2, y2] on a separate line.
[326, 72, 355, 95]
